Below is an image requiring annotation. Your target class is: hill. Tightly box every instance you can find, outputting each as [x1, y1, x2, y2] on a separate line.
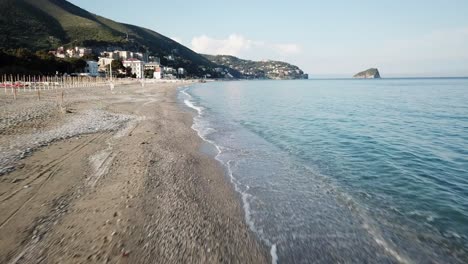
[204, 55, 308, 80]
[353, 68, 381, 79]
[0, 0, 308, 78]
[0, 0, 215, 75]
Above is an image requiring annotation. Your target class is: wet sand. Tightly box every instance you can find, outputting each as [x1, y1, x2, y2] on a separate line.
[0, 82, 269, 263]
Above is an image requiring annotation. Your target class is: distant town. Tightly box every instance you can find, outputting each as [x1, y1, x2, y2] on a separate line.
[0, 0, 309, 80]
[42, 45, 310, 80]
[49, 46, 185, 80]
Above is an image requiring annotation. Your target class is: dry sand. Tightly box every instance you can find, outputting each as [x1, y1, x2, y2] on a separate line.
[0, 82, 269, 263]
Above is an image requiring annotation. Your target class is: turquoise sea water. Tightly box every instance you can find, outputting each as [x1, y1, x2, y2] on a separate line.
[180, 79, 468, 263]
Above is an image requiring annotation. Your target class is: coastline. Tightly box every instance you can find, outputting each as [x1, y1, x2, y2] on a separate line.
[0, 82, 269, 263]
[180, 87, 280, 263]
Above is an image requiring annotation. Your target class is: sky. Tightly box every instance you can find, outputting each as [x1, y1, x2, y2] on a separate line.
[68, 0, 468, 77]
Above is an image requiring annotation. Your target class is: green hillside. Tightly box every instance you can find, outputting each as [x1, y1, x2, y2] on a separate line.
[0, 0, 66, 50]
[0, 0, 308, 78]
[0, 0, 215, 75]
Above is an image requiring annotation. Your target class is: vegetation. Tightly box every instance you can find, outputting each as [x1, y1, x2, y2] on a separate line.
[0, 0, 216, 76]
[0, 0, 308, 78]
[204, 55, 308, 80]
[0, 48, 87, 75]
[144, 69, 154, 79]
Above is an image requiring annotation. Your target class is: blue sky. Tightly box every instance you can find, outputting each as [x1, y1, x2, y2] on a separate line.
[69, 0, 468, 77]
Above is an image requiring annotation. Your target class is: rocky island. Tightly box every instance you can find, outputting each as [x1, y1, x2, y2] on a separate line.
[353, 68, 381, 79]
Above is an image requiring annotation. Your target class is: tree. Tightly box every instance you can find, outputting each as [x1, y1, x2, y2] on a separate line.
[125, 66, 132, 77]
[138, 46, 147, 53]
[14, 48, 33, 60]
[144, 69, 154, 78]
[111, 60, 124, 71]
[82, 53, 98, 61]
[66, 58, 86, 73]
[106, 60, 125, 77]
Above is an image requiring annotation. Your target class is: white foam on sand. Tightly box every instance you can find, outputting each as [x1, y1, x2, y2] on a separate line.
[184, 99, 203, 115]
[270, 244, 278, 264]
[181, 86, 278, 264]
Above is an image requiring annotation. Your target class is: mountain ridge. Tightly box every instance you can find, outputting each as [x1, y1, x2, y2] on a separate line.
[0, 0, 215, 75]
[0, 0, 307, 78]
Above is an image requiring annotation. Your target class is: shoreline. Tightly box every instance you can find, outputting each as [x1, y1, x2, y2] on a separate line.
[180, 86, 280, 262]
[0, 82, 269, 263]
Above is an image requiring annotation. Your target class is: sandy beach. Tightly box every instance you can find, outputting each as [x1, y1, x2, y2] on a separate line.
[0, 82, 269, 263]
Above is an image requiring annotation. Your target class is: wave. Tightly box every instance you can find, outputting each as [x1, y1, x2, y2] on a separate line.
[183, 97, 203, 115]
[180, 87, 279, 264]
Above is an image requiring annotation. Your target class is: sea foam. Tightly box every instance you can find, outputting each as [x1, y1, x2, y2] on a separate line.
[181, 87, 278, 264]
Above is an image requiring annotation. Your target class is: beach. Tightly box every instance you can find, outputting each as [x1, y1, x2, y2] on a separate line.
[0, 82, 269, 263]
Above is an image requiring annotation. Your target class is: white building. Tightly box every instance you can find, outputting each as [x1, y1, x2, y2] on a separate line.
[148, 56, 161, 64]
[98, 57, 114, 68]
[144, 62, 159, 71]
[123, 58, 144, 79]
[102, 51, 119, 60]
[117, 51, 130, 60]
[163, 67, 176, 74]
[78, 47, 92, 57]
[177, 68, 185, 76]
[66, 48, 77, 58]
[85, 61, 99, 77]
[154, 69, 162, 79]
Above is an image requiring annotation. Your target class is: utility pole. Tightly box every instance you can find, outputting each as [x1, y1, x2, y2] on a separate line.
[109, 62, 114, 91]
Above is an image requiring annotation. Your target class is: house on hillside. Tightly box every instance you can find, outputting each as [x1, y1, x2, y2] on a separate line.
[78, 47, 92, 57]
[148, 56, 161, 64]
[117, 51, 130, 60]
[132, 52, 148, 62]
[177, 68, 185, 76]
[101, 51, 119, 60]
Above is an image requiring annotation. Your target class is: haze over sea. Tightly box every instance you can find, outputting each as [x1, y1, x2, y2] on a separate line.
[181, 78, 468, 263]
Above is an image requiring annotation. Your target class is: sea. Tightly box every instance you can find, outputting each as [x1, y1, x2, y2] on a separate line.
[179, 78, 468, 263]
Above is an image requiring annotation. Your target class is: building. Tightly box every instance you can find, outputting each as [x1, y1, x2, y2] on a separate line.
[101, 51, 119, 60]
[144, 62, 160, 71]
[123, 58, 144, 79]
[117, 51, 130, 60]
[78, 47, 92, 57]
[144, 63, 162, 79]
[153, 67, 162, 79]
[165, 55, 175, 61]
[163, 67, 176, 74]
[98, 57, 114, 68]
[62, 46, 93, 58]
[51, 46, 94, 59]
[148, 56, 161, 64]
[177, 68, 185, 76]
[85, 61, 99, 76]
[55, 47, 66, 58]
[66, 48, 77, 58]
